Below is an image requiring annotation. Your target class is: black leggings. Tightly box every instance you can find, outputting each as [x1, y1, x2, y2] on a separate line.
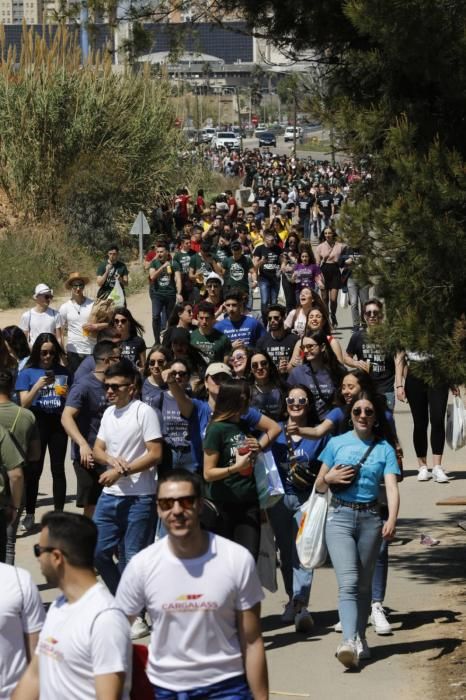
[25, 412, 68, 515]
[404, 373, 449, 457]
[212, 501, 261, 561]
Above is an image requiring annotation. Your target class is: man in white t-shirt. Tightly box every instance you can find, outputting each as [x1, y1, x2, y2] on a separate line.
[12, 511, 131, 700]
[93, 359, 162, 637]
[0, 562, 44, 699]
[116, 469, 268, 699]
[19, 283, 63, 347]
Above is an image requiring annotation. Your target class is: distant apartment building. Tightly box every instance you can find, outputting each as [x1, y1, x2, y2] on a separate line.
[0, 0, 43, 23]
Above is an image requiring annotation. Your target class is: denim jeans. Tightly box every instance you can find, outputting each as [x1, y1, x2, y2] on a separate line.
[268, 492, 313, 606]
[170, 447, 197, 472]
[326, 504, 382, 640]
[150, 292, 176, 344]
[372, 531, 389, 602]
[347, 278, 369, 328]
[258, 276, 279, 325]
[152, 674, 252, 699]
[93, 492, 156, 594]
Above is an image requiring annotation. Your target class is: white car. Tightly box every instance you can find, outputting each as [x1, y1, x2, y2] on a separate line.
[284, 126, 304, 142]
[200, 127, 216, 143]
[212, 131, 240, 149]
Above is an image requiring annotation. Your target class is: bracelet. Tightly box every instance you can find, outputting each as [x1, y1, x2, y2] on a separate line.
[396, 385, 404, 389]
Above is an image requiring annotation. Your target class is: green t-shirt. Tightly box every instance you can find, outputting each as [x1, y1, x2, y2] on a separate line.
[190, 328, 232, 364]
[0, 402, 39, 460]
[222, 255, 252, 292]
[203, 420, 258, 504]
[96, 260, 128, 298]
[173, 251, 192, 275]
[149, 259, 181, 297]
[0, 424, 24, 506]
[189, 253, 216, 282]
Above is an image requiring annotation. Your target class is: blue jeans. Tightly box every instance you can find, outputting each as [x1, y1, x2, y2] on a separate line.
[152, 674, 252, 699]
[170, 446, 198, 472]
[372, 519, 389, 602]
[268, 492, 313, 606]
[326, 504, 382, 640]
[93, 492, 155, 594]
[258, 276, 279, 324]
[347, 278, 369, 328]
[150, 292, 176, 344]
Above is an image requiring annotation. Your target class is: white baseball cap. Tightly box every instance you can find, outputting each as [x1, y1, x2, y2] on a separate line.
[33, 283, 53, 299]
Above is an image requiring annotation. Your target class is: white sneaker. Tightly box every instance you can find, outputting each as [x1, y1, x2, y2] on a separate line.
[281, 600, 296, 624]
[432, 466, 450, 483]
[356, 635, 371, 660]
[417, 466, 431, 481]
[336, 640, 359, 668]
[294, 608, 314, 634]
[334, 620, 342, 633]
[19, 514, 34, 533]
[130, 616, 150, 640]
[370, 602, 392, 635]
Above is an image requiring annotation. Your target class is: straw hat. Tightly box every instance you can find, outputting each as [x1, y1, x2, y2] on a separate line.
[64, 272, 90, 290]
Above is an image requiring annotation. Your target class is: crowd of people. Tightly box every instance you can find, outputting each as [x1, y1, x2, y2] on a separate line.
[0, 150, 456, 697]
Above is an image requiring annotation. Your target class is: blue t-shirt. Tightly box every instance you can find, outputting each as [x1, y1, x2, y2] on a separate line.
[65, 373, 108, 460]
[190, 399, 262, 441]
[16, 365, 72, 414]
[318, 432, 400, 503]
[250, 385, 284, 421]
[214, 315, 265, 346]
[272, 423, 329, 495]
[161, 392, 200, 470]
[73, 355, 96, 384]
[287, 363, 337, 420]
[141, 379, 164, 410]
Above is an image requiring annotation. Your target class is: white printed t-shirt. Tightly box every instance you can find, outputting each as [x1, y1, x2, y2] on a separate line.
[37, 582, 131, 700]
[116, 532, 264, 691]
[97, 399, 162, 497]
[59, 298, 95, 355]
[0, 563, 45, 699]
[19, 307, 62, 345]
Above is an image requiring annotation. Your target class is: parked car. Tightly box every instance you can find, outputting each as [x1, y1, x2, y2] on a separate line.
[200, 127, 216, 143]
[212, 131, 241, 149]
[254, 125, 267, 136]
[258, 131, 277, 147]
[284, 126, 304, 142]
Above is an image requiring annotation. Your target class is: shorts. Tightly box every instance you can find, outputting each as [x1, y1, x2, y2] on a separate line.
[73, 460, 104, 508]
[321, 262, 341, 290]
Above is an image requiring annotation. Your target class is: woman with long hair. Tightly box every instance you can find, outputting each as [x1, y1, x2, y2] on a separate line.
[15, 333, 72, 532]
[289, 307, 344, 366]
[315, 391, 400, 668]
[3, 326, 30, 371]
[284, 288, 327, 338]
[315, 226, 347, 327]
[162, 301, 196, 347]
[142, 345, 172, 410]
[249, 348, 286, 421]
[228, 345, 254, 380]
[269, 384, 330, 634]
[287, 329, 345, 420]
[203, 380, 262, 559]
[292, 248, 324, 300]
[111, 306, 146, 368]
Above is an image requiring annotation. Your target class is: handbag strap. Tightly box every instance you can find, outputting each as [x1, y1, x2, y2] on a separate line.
[352, 441, 378, 477]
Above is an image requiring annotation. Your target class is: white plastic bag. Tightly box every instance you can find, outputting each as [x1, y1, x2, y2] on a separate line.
[295, 486, 329, 570]
[339, 289, 348, 308]
[256, 520, 277, 592]
[248, 189, 256, 203]
[254, 451, 284, 509]
[446, 396, 466, 450]
[277, 277, 287, 307]
[108, 278, 125, 306]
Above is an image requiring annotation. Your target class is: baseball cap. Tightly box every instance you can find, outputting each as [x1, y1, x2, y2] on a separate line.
[205, 272, 224, 286]
[205, 362, 232, 378]
[33, 283, 53, 299]
[231, 241, 242, 250]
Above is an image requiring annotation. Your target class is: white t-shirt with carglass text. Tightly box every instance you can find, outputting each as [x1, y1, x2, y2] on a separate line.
[116, 533, 264, 691]
[37, 582, 131, 700]
[97, 399, 162, 497]
[0, 563, 45, 699]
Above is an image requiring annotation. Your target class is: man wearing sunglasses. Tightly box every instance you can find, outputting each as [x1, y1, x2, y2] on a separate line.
[14, 511, 131, 699]
[257, 304, 297, 375]
[344, 298, 396, 410]
[19, 283, 63, 348]
[92, 359, 162, 639]
[116, 469, 268, 700]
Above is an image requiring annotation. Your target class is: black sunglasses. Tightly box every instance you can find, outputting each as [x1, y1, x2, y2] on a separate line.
[105, 383, 131, 392]
[33, 544, 66, 558]
[251, 360, 268, 370]
[149, 359, 166, 366]
[157, 495, 198, 511]
[352, 407, 375, 417]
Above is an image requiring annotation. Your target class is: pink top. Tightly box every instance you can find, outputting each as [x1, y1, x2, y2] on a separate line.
[316, 241, 346, 264]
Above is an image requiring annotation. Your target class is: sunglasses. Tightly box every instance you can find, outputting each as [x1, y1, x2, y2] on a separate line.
[105, 383, 131, 392]
[268, 315, 281, 321]
[286, 397, 308, 406]
[252, 360, 268, 370]
[302, 344, 320, 351]
[71, 283, 85, 289]
[173, 370, 188, 377]
[114, 318, 128, 325]
[352, 407, 375, 417]
[149, 359, 166, 366]
[231, 354, 246, 362]
[365, 310, 380, 318]
[33, 544, 65, 557]
[42, 295, 52, 300]
[157, 495, 198, 511]
[40, 350, 56, 356]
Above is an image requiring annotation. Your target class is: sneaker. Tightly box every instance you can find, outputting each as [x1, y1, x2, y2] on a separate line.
[370, 602, 392, 635]
[432, 466, 450, 483]
[336, 640, 359, 669]
[281, 600, 296, 624]
[417, 466, 430, 481]
[331, 313, 338, 328]
[334, 620, 342, 633]
[294, 608, 314, 634]
[130, 616, 150, 640]
[356, 636, 371, 660]
[19, 514, 34, 533]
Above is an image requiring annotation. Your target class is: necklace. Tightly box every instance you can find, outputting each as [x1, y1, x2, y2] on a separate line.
[71, 298, 85, 315]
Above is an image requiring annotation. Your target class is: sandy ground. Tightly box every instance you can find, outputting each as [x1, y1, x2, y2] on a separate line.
[7, 279, 466, 699]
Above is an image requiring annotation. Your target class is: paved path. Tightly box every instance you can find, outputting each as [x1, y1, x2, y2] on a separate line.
[9, 286, 466, 699]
